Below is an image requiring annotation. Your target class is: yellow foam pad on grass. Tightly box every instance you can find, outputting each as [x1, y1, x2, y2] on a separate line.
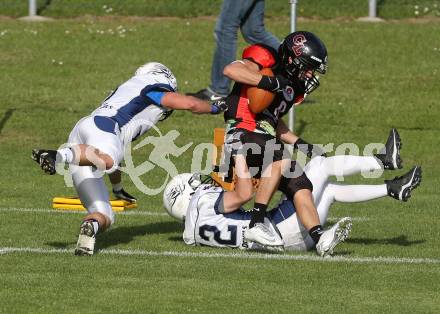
[52, 197, 137, 212]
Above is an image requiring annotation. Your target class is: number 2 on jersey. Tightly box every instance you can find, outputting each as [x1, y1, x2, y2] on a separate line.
[199, 224, 237, 246]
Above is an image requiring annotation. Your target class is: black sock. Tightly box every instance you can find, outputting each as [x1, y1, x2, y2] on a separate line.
[309, 225, 324, 244]
[249, 203, 267, 228]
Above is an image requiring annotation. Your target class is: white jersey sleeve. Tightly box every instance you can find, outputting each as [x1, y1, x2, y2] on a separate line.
[91, 74, 174, 144]
[183, 185, 253, 249]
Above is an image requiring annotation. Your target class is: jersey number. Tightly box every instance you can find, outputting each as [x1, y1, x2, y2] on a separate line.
[273, 101, 287, 118]
[199, 225, 237, 246]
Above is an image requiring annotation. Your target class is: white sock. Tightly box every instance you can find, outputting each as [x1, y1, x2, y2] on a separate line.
[322, 156, 382, 177]
[57, 147, 74, 163]
[315, 183, 388, 226]
[112, 182, 123, 192]
[328, 183, 387, 202]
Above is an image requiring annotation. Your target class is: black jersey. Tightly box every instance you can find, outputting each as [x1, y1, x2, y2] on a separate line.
[224, 44, 307, 135]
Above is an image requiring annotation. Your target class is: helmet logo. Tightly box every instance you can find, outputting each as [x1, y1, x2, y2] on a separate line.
[283, 86, 294, 102]
[292, 34, 307, 57]
[167, 183, 185, 208]
[151, 66, 177, 90]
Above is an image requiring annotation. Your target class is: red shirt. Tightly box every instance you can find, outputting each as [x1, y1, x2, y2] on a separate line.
[224, 44, 306, 134]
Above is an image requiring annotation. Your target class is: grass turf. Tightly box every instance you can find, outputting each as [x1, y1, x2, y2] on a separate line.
[0, 15, 439, 313]
[1, 0, 440, 19]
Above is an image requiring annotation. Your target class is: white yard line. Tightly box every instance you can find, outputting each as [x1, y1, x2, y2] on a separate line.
[0, 207, 168, 216]
[0, 246, 438, 265]
[327, 216, 371, 222]
[0, 207, 369, 221]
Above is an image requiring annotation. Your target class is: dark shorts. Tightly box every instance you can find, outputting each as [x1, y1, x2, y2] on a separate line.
[278, 160, 313, 200]
[222, 128, 287, 179]
[221, 129, 313, 196]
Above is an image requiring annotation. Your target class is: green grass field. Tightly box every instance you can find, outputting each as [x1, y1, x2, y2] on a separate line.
[1, 0, 440, 19]
[0, 12, 440, 314]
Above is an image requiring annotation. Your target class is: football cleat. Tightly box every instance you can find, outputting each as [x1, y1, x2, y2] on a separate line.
[249, 241, 284, 252]
[74, 220, 96, 256]
[32, 149, 58, 175]
[113, 188, 137, 203]
[385, 166, 422, 201]
[31, 148, 49, 164]
[186, 88, 226, 102]
[375, 128, 402, 170]
[244, 222, 284, 247]
[316, 217, 352, 257]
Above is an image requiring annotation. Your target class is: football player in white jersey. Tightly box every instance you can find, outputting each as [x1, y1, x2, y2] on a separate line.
[31, 62, 227, 256]
[164, 145, 422, 255]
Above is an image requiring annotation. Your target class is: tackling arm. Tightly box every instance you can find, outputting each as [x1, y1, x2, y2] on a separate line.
[161, 92, 213, 114]
[223, 60, 262, 86]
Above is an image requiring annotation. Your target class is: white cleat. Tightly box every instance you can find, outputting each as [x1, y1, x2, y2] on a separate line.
[244, 222, 284, 248]
[316, 217, 352, 257]
[74, 221, 96, 256]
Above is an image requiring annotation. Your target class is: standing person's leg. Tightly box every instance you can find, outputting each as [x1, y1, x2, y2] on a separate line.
[187, 0, 245, 100]
[240, 0, 280, 50]
[209, 0, 244, 96]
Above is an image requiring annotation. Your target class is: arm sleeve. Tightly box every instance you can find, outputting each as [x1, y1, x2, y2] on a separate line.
[140, 83, 175, 106]
[242, 44, 277, 69]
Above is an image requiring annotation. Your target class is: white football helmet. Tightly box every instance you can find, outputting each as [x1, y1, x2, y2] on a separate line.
[163, 173, 202, 221]
[135, 62, 178, 91]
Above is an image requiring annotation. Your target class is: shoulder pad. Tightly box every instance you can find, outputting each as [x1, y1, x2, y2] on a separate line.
[242, 44, 277, 68]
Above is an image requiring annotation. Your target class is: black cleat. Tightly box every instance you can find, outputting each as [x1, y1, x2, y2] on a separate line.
[32, 149, 58, 175]
[186, 88, 225, 101]
[385, 166, 422, 201]
[375, 128, 402, 170]
[31, 148, 46, 164]
[113, 188, 137, 203]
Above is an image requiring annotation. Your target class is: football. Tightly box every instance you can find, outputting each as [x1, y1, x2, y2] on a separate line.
[247, 67, 276, 114]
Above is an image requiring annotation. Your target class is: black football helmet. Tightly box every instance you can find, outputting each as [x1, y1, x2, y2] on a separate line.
[278, 31, 328, 94]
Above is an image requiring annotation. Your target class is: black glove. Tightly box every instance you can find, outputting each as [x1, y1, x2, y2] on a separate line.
[211, 99, 228, 114]
[257, 74, 290, 92]
[294, 138, 327, 158]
